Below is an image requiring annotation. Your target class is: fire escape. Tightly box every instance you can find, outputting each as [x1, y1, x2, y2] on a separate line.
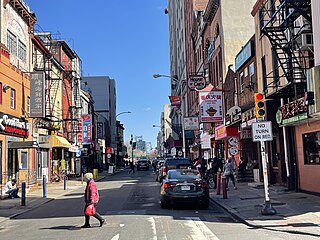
[260, 0, 312, 98]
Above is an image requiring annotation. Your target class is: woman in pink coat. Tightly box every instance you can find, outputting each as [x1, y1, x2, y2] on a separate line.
[81, 173, 105, 228]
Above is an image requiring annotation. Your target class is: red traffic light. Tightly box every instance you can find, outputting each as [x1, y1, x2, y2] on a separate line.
[255, 93, 263, 100]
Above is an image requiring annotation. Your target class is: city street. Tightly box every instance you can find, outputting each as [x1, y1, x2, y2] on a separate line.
[0, 170, 317, 240]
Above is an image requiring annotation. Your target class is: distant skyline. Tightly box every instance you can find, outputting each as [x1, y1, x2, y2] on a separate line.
[27, 0, 171, 147]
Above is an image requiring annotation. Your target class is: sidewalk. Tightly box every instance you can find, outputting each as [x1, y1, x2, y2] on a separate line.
[0, 169, 122, 225]
[210, 182, 320, 237]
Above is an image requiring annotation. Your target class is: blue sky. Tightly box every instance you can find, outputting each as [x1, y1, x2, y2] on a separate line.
[27, 0, 170, 147]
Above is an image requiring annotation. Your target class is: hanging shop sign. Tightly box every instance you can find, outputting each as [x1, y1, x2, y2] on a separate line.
[276, 97, 308, 126]
[0, 113, 29, 138]
[82, 114, 92, 144]
[188, 75, 206, 91]
[184, 117, 199, 130]
[30, 72, 45, 118]
[199, 90, 223, 122]
[77, 118, 83, 144]
[169, 96, 181, 107]
[215, 125, 238, 140]
[201, 132, 211, 149]
[235, 40, 253, 71]
[225, 106, 241, 126]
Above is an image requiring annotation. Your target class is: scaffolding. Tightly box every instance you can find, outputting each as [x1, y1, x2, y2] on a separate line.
[260, 0, 312, 99]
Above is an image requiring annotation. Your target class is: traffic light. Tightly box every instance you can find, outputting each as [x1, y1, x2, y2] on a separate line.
[132, 142, 136, 149]
[254, 93, 265, 118]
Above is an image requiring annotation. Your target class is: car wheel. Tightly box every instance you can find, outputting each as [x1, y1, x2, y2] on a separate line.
[201, 199, 210, 209]
[208, 176, 215, 189]
[160, 201, 168, 209]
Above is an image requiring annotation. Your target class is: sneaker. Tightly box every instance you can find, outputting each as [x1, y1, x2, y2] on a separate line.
[99, 219, 106, 227]
[234, 187, 238, 190]
[80, 224, 91, 228]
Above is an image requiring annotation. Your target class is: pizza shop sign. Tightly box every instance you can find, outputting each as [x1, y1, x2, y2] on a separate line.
[0, 113, 29, 138]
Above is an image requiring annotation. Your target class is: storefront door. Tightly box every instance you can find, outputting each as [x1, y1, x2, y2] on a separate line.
[37, 149, 49, 179]
[7, 148, 18, 180]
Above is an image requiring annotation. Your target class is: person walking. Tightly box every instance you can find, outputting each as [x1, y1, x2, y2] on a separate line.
[223, 158, 237, 190]
[129, 160, 135, 174]
[81, 173, 105, 228]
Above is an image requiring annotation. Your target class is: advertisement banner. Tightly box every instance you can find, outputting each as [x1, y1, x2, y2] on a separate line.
[184, 117, 199, 130]
[97, 122, 104, 139]
[77, 118, 83, 144]
[30, 72, 45, 118]
[169, 96, 181, 106]
[82, 114, 92, 144]
[199, 90, 223, 122]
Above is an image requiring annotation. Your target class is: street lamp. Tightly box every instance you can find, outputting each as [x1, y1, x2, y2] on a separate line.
[152, 124, 161, 128]
[153, 74, 186, 158]
[116, 111, 132, 118]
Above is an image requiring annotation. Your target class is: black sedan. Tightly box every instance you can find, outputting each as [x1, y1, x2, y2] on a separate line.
[160, 169, 210, 209]
[136, 159, 149, 171]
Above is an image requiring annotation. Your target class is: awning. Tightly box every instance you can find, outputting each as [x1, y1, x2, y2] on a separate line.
[8, 141, 39, 149]
[51, 135, 72, 148]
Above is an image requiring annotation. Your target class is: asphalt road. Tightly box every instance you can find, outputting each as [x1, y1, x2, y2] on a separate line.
[0, 169, 317, 240]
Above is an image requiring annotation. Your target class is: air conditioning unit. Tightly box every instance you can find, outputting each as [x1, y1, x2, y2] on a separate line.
[306, 66, 320, 116]
[296, 33, 313, 49]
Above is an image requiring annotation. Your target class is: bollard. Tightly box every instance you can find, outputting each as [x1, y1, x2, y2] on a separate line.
[43, 175, 47, 198]
[21, 182, 26, 206]
[64, 175, 67, 190]
[222, 176, 228, 199]
[93, 169, 98, 180]
[216, 172, 221, 195]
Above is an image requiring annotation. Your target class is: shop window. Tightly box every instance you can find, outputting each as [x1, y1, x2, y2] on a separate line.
[20, 151, 28, 169]
[303, 131, 320, 164]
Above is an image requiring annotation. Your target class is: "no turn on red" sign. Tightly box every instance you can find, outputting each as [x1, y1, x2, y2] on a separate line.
[252, 121, 273, 142]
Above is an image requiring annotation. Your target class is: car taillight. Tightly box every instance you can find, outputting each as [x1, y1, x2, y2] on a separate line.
[163, 182, 176, 189]
[162, 166, 167, 173]
[196, 182, 208, 188]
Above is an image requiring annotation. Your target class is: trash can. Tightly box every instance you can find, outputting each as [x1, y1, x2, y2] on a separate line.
[108, 165, 114, 174]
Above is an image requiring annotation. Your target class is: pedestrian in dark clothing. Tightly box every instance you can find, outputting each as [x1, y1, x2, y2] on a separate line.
[211, 157, 222, 189]
[223, 158, 237, 190]
[129, 160, 135, 174]
[238, 157, 247, 179]
[81, 173, 105, 228]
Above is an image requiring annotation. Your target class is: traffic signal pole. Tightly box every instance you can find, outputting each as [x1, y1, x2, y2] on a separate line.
[254, 93, 276, 215]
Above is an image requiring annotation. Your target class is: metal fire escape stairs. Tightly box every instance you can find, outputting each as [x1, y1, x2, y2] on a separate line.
[260, 0, 312, 99]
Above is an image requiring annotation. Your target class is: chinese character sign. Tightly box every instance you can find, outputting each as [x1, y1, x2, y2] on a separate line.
[184, 117, 199, 130]
[199, 90, 223, 122]
[30, 72, 45, 118]
[82, 114, 92, 144]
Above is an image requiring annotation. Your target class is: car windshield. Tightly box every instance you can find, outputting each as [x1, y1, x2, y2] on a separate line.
[165, 158, 191, 166]
[168, 170, 199, 180]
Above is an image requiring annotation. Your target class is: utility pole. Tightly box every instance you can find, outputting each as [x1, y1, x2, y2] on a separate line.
[131, 134, 134, 162]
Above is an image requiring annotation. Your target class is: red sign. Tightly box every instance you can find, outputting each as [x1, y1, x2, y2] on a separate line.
[0, 113, 29, 138]
[106, 147, 113, 154]
[77, 118, 83, 143]
[169, 96, 181, 106]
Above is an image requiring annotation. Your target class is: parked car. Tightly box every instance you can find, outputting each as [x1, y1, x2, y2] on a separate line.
[158, 158, 192, 182]
[136, 159, 149, 171]
[160, 169, 210, 208]
[155, 159, 165, 182]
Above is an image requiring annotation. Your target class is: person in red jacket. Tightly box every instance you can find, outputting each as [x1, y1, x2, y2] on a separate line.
[81, 172, 105, 228]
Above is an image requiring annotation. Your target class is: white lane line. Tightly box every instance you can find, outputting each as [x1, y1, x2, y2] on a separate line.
[182, 217, 220, 240]
[148, 217, 158, 240]
[111, 233, 120, 240]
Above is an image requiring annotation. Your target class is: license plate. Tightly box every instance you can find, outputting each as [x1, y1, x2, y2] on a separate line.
[181, 185, 190, 191]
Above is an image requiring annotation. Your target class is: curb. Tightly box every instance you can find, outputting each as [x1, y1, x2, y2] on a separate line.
[210, 196, 320, 237]
[1, 171, 122, 224]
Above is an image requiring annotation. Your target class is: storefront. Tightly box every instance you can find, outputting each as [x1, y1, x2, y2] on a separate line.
[214, 124, 239, 164]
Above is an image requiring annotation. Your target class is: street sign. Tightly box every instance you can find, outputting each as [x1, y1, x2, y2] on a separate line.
[229, 146, 238, 156]
[252, 121, 273, 142]
[228, 137, 238, 146]
[107, 153, 111, 158]
[177, 150, 183, 157]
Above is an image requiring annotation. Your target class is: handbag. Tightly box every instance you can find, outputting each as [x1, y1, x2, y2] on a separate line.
[85, 204, 96, 216]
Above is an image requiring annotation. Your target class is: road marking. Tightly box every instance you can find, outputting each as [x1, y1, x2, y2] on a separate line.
[148, 217, 158, 240]
[111, 233, 120, 240]
[182, 217, 220, 240]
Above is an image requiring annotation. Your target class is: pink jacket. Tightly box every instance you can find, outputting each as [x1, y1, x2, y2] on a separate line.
[85, 179, 99, 204]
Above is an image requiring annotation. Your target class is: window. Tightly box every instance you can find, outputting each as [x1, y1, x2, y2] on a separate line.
[27, 96, 30, 115]
[18, 40, 27, 62]
[10, 89, 16, 109]
[0, 82, 2, 104]
[20, 151, 28, 169]
[240, 72, 245, 92]
[244, 67, 248, 77]
[303, 131, 320, 164]
[7, 30, 17, 55]
[249, 62, 255, 76]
